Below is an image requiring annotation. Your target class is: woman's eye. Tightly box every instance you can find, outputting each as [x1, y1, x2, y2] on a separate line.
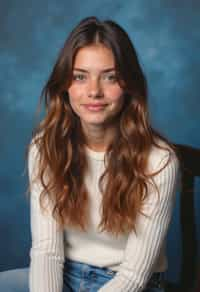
[104, 74, 117, 82]
[73, 74, 86, 81]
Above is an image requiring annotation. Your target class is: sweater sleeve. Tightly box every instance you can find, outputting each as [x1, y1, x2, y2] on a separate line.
[28, 141, 64, 292]
[98, 149, 180, 292]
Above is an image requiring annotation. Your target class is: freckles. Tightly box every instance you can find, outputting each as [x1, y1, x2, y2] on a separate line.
[68, 86, 82, 100]
[68, 85, 76, 95]
[107, 88, 123, 101]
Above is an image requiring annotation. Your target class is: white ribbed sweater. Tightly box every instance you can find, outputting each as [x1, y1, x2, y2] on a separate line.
[29, 140, 180, 292]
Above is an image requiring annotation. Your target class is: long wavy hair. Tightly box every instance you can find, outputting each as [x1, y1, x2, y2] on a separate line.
[27, 16, 178, 236]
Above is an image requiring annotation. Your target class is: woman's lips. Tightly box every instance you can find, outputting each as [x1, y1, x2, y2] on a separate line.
[83, 104, 107, 111]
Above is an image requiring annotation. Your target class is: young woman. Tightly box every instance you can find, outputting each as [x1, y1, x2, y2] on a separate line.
[0, 16, 180, 292]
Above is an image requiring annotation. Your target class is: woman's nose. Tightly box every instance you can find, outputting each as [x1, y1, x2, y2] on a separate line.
[87, 79, 103, 98]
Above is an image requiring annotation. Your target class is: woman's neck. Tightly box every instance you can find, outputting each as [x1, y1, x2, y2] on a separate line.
[81, 122, 117, 152]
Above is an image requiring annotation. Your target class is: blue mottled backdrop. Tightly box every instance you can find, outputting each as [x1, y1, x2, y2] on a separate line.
[0, 0, 199, 286]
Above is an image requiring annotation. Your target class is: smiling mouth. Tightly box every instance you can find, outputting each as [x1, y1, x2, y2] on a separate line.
[83, 104, 107, 111]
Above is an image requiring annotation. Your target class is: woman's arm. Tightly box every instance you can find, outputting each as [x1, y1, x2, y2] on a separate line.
[28, 141, 64, 292]
[99, 149, 180, 292]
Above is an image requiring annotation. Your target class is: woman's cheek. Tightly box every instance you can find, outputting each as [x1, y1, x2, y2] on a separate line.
[107, 86, 123, 100]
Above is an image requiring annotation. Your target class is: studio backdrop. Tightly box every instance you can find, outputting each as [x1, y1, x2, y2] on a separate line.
[0, 0, 199, 288]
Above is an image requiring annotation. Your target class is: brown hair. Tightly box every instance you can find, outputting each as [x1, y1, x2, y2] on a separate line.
[27, 16, 178, 236]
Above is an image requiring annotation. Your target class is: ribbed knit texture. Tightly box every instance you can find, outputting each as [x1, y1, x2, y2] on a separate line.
[28, 140, 180, 292]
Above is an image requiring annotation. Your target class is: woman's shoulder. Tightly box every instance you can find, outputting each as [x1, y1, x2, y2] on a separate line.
[29, 131, 43, 157]
[28, 132, 44, 173]
[147, 138, 180, 174]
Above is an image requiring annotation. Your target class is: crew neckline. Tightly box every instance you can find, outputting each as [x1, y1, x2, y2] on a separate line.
[85, 146, 105, 161]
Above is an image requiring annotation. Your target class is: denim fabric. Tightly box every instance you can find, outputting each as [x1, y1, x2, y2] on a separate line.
[63, 258, 165, 292]
[63, 258, 116, 291]
[0, 258, 165, 292]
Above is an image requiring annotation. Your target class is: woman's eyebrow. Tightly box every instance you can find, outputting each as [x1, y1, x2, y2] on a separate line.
[73, 68, 116, 73]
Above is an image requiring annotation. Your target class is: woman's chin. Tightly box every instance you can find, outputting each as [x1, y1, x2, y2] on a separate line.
[81, 118, 108, 129]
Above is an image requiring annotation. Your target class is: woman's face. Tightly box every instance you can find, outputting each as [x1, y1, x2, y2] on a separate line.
[68, 44, 124, 130]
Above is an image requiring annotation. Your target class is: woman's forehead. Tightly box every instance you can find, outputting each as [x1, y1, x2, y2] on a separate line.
[73, 44, 116, 71]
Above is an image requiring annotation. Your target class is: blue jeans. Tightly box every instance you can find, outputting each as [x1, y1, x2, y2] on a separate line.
[0, 258, 165, 292]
